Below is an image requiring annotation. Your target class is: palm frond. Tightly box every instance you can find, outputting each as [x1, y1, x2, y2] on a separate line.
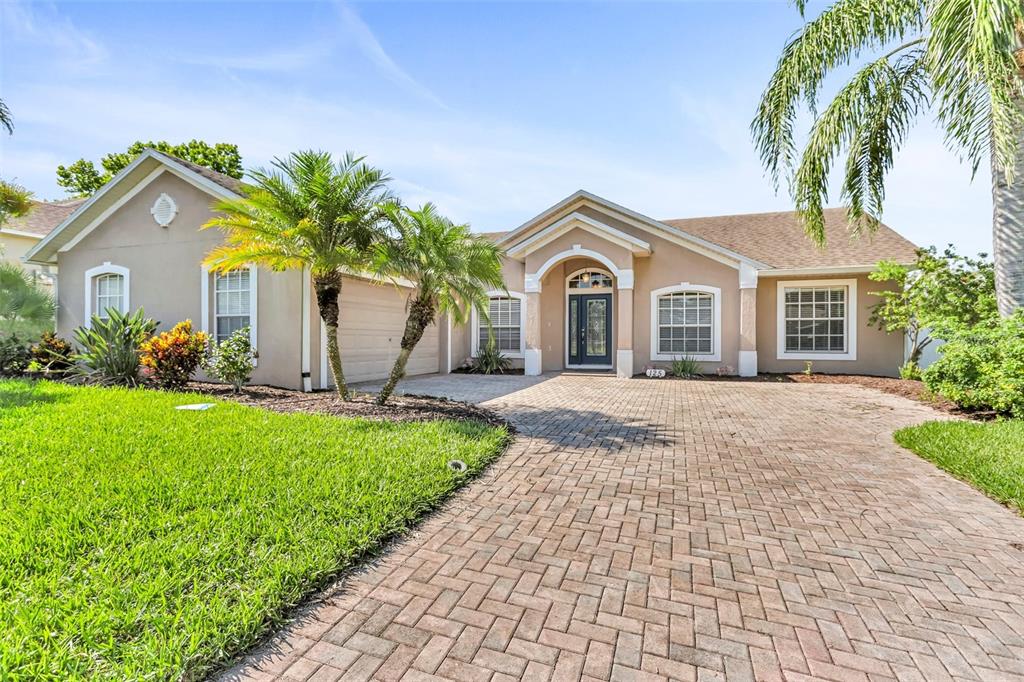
[793, 49, 928, 242]
[753, 0, 925, 189]
[928, 0, 1024, 179]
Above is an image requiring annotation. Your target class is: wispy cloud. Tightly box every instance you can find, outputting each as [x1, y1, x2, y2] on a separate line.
[335, 2, 448, 110]
[0, 0, 107, 70]
[176, 43, 335, 73]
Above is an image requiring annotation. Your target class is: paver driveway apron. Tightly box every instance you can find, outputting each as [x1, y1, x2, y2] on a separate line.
[224, 374, 1024, 682]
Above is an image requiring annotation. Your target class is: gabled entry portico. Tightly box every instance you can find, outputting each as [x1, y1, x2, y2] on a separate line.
[493, 190, 771, 379]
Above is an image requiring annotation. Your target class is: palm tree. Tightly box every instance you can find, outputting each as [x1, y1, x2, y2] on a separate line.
[0, 97, 13, 135]
[373, 203, 504, 405]
[203, 151, 396, 400]
[0, 262, 54, 339]
[753, 0, 1024, 315]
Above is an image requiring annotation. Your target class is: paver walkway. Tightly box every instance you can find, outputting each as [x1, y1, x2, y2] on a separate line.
[222, 374, 1024, 682]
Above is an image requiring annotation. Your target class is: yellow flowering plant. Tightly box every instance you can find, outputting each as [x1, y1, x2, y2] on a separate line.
[139, 320, 209, 389]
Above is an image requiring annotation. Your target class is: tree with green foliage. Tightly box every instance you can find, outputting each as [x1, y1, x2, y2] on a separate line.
[753, 0, 1024, 316]
[869, 246, 998, 376]
[0, 179, 33, 226]
[372, 203, 504, 405]
[57, 140, 243, 196]
[203, 150, 396, 400]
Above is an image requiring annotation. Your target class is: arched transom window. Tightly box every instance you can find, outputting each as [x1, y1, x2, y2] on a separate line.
[567, 270, 612, 290]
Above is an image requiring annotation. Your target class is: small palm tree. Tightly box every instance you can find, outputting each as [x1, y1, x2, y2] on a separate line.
[373, 203, 504, 405]
[753, 0, 1024, 315]
[0, 262, 54, 339]
[203, 151, 395, 400]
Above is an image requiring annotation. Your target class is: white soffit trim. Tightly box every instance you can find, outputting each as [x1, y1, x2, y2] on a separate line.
[496, 190, 767, 270]
[1, 228, 44, 240]
[760, 264, 896, 277]
[505, 211, 651, 258]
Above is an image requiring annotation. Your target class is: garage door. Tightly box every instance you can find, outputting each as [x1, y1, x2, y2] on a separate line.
[330, 277, 439, 384]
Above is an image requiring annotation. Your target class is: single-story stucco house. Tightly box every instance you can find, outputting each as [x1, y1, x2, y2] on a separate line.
[25, 149, 918, 390]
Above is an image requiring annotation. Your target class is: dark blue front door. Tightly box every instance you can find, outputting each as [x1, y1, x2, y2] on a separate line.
[568, 294, 612, 365]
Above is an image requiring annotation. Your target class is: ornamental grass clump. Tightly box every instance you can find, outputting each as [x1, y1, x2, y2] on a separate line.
[139, 320, 209, 389]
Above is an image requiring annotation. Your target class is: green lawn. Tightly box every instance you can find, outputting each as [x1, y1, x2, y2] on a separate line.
[0, 379, 509, 680]
[895, 420, 1024, 513]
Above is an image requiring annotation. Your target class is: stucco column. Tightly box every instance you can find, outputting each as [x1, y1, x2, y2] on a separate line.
[524, 291, 542, 375]
[738, 263, 758, 377]
[616, 285, 634, 378]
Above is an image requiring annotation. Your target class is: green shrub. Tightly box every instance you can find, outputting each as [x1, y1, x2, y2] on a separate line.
[140, 320, 210, 389]
[922, 312, 1024, 417]
[471, 340, 512, 375]
[205, 326, 255, 393]
[0, 335, 31, 376]
[670, 355, 701, 378]
[30, 331, 74, 374]
[898, 361, 922, 381]
[71, 308, 158, 386]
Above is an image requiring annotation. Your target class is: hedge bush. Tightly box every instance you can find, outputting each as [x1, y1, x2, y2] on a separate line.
[923, 312, 1024, 418]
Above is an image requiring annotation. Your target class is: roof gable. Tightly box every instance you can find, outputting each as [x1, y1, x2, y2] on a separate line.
[499, 190, 767, 270]
[25, 149, 240, 264]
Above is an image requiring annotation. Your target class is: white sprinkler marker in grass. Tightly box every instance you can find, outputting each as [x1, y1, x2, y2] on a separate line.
[175, 403, 216, 411]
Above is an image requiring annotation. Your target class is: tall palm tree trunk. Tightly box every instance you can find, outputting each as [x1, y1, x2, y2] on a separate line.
[992, 125, 1024, 316]
[376, 295, 434, 405]
[313, 270, 350, 400]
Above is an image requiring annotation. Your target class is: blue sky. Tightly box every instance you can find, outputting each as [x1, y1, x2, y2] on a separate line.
[0, 0, 992, 256]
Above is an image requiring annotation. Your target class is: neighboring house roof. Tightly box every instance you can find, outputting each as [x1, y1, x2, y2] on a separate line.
[25, 148, 240, 265]
[1, 198, 86, 238]
[662, 208, 918, 270]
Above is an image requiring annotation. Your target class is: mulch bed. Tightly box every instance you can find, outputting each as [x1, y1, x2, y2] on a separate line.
[185, 382, 507, 428]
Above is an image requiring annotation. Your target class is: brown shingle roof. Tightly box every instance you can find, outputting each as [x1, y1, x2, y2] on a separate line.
[3, 198, 86, 237]
[157, 153, 243, 194]
[661, 207, 918, 269]
[478, 231, 508, 242]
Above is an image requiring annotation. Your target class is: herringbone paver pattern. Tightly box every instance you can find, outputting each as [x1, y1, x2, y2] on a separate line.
[221, 375, 1024, 681]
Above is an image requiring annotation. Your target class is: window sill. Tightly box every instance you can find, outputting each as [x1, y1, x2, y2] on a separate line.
[777, 352, 856, 361]
[651, 352, 720, 363]
[471, 352, 524, 360]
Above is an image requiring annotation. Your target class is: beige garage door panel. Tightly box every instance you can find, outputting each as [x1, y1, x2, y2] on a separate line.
[336, 278, 439, 383]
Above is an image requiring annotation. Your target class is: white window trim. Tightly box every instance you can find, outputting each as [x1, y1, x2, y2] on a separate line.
[471, 290, 526, 359]
[84, 262, 130, 328]
[649, 283, 722, 362]
[209, 266, 258, 350]
[776, 278, 857, 361]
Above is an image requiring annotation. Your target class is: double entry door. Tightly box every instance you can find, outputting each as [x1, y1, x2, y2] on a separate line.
[568, 293, 612, 366]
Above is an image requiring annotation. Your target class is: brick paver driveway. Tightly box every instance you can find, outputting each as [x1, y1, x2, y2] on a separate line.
[223, 375, 1024, 682]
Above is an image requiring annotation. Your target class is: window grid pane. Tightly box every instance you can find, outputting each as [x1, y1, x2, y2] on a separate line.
[657, 292, 713, 355]
[93, 274, 124, 319]
[784, 286, 847, 353]
[214, 270, 251, 342]
[482, 296, 521, 353]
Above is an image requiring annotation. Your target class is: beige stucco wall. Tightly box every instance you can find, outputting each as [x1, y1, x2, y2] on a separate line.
[56, 172, 305, 389]
[756, 273, 904, 377]
[1, 231, 55, 286]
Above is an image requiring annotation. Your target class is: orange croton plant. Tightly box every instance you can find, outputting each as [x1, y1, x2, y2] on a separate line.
[139, 320, 209, 389]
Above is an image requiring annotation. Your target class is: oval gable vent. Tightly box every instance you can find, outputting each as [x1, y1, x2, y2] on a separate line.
[151, 193, 178, 227]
